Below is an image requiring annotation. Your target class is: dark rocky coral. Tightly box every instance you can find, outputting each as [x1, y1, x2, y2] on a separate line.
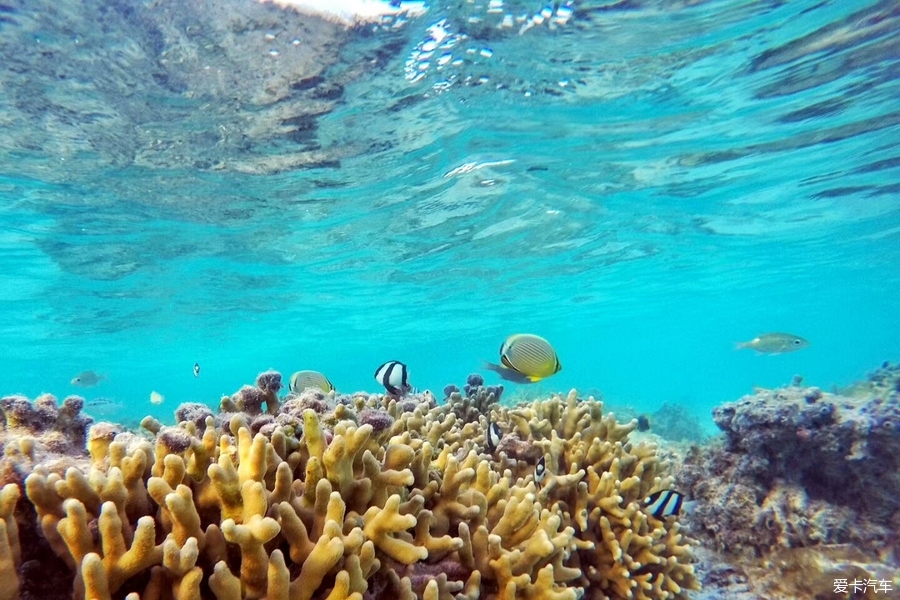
[463, 373, 503, 403]
[496, 433, 542, 462]
[174, 402, 216, 431]
[0, 394, 93, 453]
[280, 389, 330, 417]
[465, 373, 484, 388]
[445, 374, 504, 424]
[232, 385, 268, 416]
[156, 426, 192, 454]
[680, 383, 900, 561]
[250, 414, 275, 436]
[841, 360, 900, 398]
[255, 370, 283, 395]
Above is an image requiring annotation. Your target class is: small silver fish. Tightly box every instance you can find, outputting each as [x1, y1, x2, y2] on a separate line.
[84, 398, 123, 415]
[737, 333, 810, 354]
[71, 371, 106, 387]
[193, 362, 200, 378]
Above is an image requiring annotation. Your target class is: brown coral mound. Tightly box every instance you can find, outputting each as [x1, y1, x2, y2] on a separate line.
[0, 382, 697, 600]
[681, 384, 900, 561]
[678, 380, 900, 598]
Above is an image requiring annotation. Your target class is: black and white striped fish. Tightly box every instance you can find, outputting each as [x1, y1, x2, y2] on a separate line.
[374, 360, 411, 396]
[485, 422, 503, 453]
[534, 456, 547, 485]
[643, 489, 696, 519]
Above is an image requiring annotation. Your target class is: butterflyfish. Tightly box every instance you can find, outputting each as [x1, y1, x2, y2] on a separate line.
[483, 333, 561, 383]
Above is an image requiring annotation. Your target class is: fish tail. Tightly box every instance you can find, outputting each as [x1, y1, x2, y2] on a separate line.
[481, 360, 503, 374]
[735, 341, 751, 350]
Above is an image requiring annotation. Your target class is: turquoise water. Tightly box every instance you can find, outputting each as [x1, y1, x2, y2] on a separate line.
[1, 0, 898, 431]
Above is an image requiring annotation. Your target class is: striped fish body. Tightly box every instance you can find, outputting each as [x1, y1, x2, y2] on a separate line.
[498, 334, 561, 381]
[486, 422, 503, 453]
[643, 489, 687, 518]
[534, 455, 547, 484]
[289, 370, 335, 394]
[375, 360, 410, 396]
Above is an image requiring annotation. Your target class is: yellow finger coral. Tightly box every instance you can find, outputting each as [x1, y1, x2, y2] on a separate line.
[4, 380, 696, 600]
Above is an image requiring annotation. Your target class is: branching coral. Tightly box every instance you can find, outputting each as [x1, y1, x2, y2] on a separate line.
[0, 374, 697, 600]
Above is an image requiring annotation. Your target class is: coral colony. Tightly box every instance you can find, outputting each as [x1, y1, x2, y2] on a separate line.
[0, 363, 898, 599]
[0, 371, 697, 600]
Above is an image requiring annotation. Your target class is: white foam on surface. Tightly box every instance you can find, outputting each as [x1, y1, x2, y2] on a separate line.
[258, 0, 427, 26]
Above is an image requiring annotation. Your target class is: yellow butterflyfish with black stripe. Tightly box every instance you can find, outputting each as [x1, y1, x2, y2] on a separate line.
[482, 333, 561, 384]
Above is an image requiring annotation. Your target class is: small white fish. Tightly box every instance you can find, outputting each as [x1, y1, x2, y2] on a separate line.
[71, 371, 106, 387]
[193, 362, 200, 378]
[84, 398, 123, 416]
[150, 391, 165, 405]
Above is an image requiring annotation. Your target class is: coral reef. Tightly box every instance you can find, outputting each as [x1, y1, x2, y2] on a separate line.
[0, 394, 102, 600]
[678, 380, 900, 597]
[0, 394, 93, 456]
[444, 373, 504, 424]
[839, 360, 900, 399]
[0, 372, 697, 600]
[646, 403, 707, 444]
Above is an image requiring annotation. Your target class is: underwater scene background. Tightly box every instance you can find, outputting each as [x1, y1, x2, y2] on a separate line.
[0, 0, 899, 599]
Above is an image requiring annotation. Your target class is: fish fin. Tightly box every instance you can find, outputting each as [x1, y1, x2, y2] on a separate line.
[735, 341, 751, 350]
[481, 360, 504, 374]
[482, 361, 533, 384]
[681, 500, 698, 515]
[527, 375, 544, 383]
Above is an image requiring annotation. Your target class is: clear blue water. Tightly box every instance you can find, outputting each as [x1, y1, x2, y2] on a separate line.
[1, 0, 898, 433]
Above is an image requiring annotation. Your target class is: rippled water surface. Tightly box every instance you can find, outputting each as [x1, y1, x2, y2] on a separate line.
[1, 0, 898, 424]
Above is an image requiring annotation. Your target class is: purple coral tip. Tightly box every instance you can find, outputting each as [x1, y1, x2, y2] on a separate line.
[466, 373, 485, 387]
[157, 427, 192, 453]
[359, 409, 395, 433]
[62, 395, 85, 413]
[443, 384, 460, 397]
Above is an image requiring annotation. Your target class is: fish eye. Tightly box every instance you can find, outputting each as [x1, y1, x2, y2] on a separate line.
[793, 339, 801, 345]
